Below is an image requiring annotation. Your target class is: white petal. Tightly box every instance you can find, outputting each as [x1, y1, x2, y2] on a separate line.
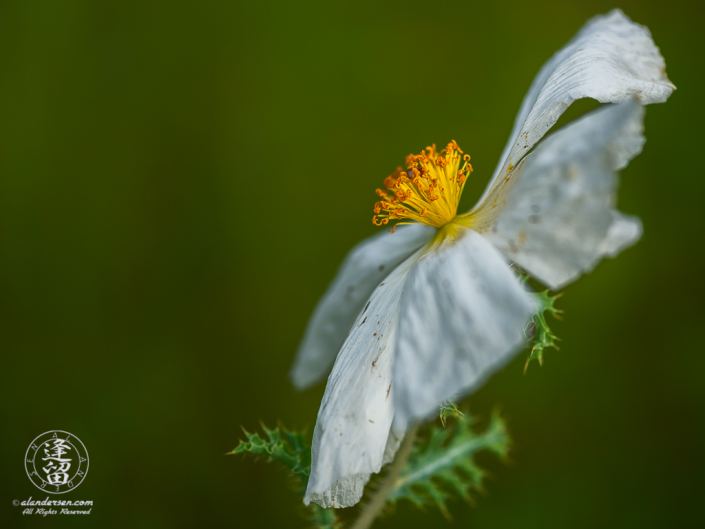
[307, 475, 370, 511]
[393, 228, 534, 428]
[483, 99, 645, 290]
[290, 224, 434, 390]
[478, 9, 673, 208]
[381, 424, 404, 465]
[600, 211, 642, 257]
[305, 250, 421, 508]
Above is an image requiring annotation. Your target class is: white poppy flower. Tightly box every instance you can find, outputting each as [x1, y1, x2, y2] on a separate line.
[290, 9, 674, 509]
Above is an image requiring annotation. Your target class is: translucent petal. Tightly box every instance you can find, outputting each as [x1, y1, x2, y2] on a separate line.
[393, 228, 534, 428]
[476, 9, 674, 210]
[483, 99, 645, 290]
[290, 224, 434, 390]
[305, 251, 421, 508]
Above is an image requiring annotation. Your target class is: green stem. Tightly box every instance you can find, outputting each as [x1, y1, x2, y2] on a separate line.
[350, 423, 420, 529]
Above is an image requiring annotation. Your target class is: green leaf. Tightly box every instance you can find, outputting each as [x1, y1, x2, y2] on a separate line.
[230, 424, 341, 529]
[525, 290, 562, 372]
[230, 424, 311, 484]
[439, 401, 463, 426]
[387, 412, 510, 518]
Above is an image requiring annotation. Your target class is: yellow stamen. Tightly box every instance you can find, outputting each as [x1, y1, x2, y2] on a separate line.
[372, 141, 473, 230]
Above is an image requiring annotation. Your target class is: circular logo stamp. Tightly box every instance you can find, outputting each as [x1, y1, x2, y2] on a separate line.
[24, 431, 89, 494]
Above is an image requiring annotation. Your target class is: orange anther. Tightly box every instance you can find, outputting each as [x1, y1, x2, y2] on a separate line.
[373, 140, 471, 232]
[447, 140, 463, 154]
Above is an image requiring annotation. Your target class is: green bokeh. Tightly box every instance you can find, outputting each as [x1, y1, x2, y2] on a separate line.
[1, 1, 703, 527]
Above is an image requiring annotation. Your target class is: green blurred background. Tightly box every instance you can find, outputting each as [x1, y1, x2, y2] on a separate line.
[1, 0, 703, 527]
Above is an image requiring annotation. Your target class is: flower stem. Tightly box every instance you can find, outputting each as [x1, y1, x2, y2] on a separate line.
[350, 423, 420, 529]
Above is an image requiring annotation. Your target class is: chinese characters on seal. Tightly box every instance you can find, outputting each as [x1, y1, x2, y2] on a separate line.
[24, 431, 89, 493]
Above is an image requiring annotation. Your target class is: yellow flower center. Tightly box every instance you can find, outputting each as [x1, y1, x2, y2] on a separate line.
[372, 141, 473, 232]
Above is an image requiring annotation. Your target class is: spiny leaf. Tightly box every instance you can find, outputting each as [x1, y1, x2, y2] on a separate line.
[439, 401, 463, 426]
[525, 290, 562, 372]
[230, 424, 341, 529]
[230, 424, 311, 483]
[387, 412, 510, 518]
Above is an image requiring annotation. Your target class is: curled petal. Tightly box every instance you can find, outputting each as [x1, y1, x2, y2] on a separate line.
[476, 9, 674, 211]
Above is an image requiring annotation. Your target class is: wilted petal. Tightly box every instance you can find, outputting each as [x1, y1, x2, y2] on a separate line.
[305, 251, 421, 508]
[484, 99, 645, 290]
[393, 228, 534, 428]
[307, 475, 369, 512]
[290, 224, 434, 390]
[477, 9, 673, 209]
